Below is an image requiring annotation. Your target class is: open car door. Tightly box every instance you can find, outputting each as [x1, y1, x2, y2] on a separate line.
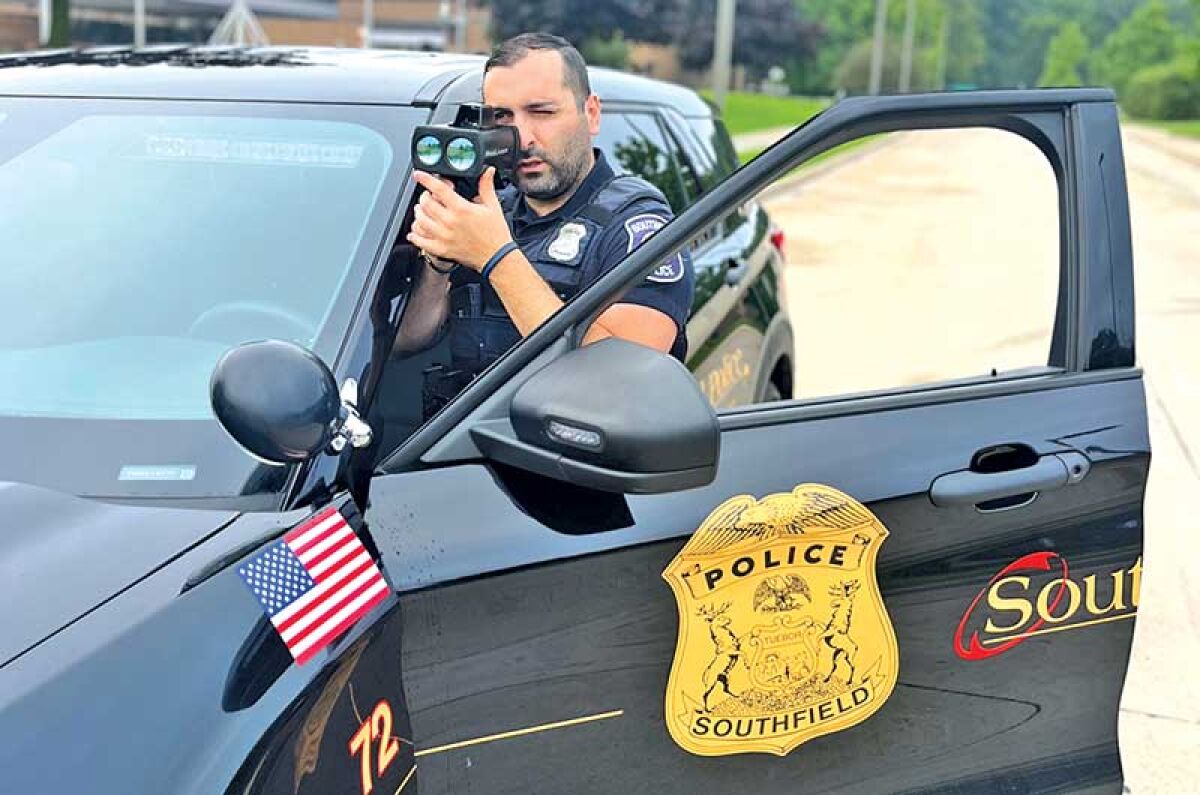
[365, 89, 1144, 794]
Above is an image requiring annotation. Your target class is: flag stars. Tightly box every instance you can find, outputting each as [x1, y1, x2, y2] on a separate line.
[235, 539, 318, 617]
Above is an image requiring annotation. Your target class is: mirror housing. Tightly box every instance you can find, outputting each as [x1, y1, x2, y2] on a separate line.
[210, 340, 372, 465]
[471, 339, 719, 494]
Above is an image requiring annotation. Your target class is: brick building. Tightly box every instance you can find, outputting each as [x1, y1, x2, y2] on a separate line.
[0, 0, 492, 53]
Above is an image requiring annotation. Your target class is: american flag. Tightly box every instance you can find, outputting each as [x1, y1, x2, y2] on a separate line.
[237, 506, 390, 665]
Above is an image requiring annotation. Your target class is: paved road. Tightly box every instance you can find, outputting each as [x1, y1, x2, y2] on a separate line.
[749, 123, 1200, 792]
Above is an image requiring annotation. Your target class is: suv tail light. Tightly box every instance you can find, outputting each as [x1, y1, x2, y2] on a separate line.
[769, 227, 786, 255]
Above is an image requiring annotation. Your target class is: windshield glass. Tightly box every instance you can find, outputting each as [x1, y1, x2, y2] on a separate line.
[0, 97, 421, 501]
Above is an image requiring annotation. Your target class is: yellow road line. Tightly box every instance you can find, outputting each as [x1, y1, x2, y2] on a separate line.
[414, 709, 625, 758]
[394, 765, 417, 794]
[980, 612, 1137, 646]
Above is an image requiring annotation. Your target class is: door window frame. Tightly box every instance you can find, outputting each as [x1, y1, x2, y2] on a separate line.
[375, 91, 1136, 475]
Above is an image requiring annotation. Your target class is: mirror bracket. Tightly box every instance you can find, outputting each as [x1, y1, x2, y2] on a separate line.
[328, 378, 373, 453]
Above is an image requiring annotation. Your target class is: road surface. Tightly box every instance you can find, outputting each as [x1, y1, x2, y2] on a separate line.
[750, 123, 1200, 792]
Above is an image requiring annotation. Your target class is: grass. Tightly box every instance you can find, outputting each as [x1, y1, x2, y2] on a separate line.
[737, 135, 880, 175]
[695, 90, 876, 179]
[699, 90, 831, 137]
[1143, 120, 1200, 140]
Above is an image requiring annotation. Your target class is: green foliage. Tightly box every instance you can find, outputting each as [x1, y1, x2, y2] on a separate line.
[699, 91, 830, 135]
[975, 0, 1191, 88]
[833, 37, 936, 93]
[1091, 0, 1178, 94]
[941, 0, 987, 87]
[482, 0, 1200, 110]
[790, 0, 879, 93]
[1122, 57, 1200, 118]
[1038, 21, 1088, 87]
[787, 0, 984, 94]
[581, 31, 631, 69]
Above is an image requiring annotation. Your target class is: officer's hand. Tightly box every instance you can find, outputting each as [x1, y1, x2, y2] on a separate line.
[407, 167, 513, 272]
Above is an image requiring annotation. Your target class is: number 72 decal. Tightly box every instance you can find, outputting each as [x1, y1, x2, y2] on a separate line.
[348, 700, 402, 795]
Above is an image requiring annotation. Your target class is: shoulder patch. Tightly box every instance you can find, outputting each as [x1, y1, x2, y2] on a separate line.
[624, 213, 684, 284]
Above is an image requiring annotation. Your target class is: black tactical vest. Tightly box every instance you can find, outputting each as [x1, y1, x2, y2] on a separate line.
[446, 174, 669, 375]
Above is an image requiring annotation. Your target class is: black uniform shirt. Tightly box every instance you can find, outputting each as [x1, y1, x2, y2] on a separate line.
[498, 150, 696, 360]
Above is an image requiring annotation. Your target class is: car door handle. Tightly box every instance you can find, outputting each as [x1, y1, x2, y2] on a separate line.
[929, 452, 1090, 509]
[724, 257, 749, 286]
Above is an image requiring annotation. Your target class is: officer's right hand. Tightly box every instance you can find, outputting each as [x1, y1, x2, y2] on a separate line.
[408, 167, 512, 272]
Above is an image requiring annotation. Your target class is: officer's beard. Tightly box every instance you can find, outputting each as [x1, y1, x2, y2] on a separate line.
[517, 134, 592, 202]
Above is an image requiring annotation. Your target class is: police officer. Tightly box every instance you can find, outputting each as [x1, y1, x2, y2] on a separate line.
[395, 33, 695, 416]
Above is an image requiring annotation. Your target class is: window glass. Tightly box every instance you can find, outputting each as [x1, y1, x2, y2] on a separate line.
[686, 116, 740, 191]
[595, 112, 690, 213]
[0, 97, 419, 500]
[661, 123, 705, 201]
[685, 127, 1061, 408]
[375, 112, 704, 459]
[0, 112, 392, 420]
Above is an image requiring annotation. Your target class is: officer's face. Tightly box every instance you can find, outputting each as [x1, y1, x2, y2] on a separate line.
[484, 50, 601, 204]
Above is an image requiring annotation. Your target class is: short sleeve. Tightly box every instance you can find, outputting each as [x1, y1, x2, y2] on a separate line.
[585, 198, 696, 337]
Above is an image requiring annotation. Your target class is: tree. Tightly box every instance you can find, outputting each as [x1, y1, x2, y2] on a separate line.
[1123, 57, 1200, 118]
[1188, 1, 1200, 79]
[939, 0, 987, 87]
[1091, 0, 1178, 95]
[833, 37, 935, 93]
[581, 31, 632, 69]
[488, 0, 685, 48]
[678, 0, 822, 83]
[975, 0, 1044, 87]
[791, 0, 878, 93]
[49, 0, 70, 47]
[975, 0, 1175, 89]
[1038, 21, 1088, 87]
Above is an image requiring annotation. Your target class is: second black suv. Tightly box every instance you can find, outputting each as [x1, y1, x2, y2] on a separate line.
[588, 71, 793, 408]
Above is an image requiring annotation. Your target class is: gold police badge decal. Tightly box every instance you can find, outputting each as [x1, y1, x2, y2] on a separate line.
[662, 484, 899, 757]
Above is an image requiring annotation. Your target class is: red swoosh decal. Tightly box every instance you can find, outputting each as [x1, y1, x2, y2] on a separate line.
[953, 551, 1070, 660]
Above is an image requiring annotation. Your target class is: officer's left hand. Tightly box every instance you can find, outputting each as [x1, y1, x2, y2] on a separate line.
[407, 167, 512, 272]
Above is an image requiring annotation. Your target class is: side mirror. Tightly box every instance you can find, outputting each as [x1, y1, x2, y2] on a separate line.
[210, 340, 372, 465]
[471, 338, 720, 494]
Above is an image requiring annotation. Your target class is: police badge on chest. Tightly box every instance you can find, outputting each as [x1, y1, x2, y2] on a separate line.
[548, 222, 588, 263]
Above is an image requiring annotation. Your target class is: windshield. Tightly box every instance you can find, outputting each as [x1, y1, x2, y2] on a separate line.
[0, 97, 422, 501]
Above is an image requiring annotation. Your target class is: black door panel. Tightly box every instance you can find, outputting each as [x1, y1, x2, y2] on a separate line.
[377, 376, 1144, 590]
[399, 525, 1133, 794]
[364, 90, 1144, 793]
[369, 374, 1146, 793]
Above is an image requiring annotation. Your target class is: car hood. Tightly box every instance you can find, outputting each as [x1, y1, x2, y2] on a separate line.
[0, 481, 238, 667]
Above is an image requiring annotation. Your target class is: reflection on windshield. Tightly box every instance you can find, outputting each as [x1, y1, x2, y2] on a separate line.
[0, 110, 392, 420]
[0, 99, 421, 501]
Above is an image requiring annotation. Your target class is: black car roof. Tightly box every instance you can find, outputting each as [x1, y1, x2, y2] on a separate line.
[0, 46, 715, 116]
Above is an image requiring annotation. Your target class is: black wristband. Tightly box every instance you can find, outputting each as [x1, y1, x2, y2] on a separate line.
[481, 241, 520, 281]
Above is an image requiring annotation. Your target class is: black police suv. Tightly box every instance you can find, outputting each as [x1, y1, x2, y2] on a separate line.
[0, 47, 1147, 795]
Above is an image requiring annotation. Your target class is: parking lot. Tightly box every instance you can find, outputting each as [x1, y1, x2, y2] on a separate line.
[750, 123, 1200, 792]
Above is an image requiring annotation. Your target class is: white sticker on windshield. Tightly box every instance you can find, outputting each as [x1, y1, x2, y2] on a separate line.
[119, 465, 197, 482]
[142, 135, 364, 168]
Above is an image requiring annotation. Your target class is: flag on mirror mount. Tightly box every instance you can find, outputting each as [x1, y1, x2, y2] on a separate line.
[237, 505, 390, 665]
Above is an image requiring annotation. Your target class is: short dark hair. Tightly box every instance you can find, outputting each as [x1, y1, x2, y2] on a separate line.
[484, 33, 591, 108]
